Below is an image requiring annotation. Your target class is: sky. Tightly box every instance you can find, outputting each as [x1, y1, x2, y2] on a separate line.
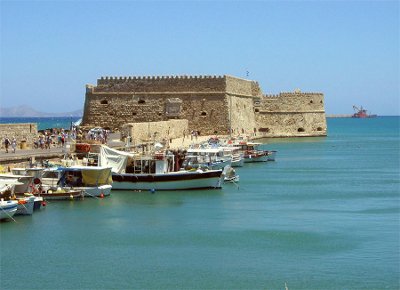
[0, 0, 399, 115]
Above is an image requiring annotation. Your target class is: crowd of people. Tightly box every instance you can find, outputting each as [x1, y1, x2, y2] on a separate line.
[2, 126, 110, 153]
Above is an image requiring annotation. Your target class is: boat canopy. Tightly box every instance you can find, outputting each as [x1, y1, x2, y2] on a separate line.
[63, 166, 113, 185]
[99, 145, 136, 174]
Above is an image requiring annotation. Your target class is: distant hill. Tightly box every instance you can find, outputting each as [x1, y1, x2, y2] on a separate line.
[0, 105, 83, 117]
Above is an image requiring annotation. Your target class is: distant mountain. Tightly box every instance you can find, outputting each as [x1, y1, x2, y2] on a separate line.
[0, 105, 83, 117]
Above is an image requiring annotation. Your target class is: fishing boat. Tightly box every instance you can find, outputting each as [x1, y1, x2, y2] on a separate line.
[99, 145, 224, 191]
[0, 199, 18, 220]
[15, 195, 36, 215]
[33, 189, 84, 200]
[182, 148, 232, 170]
[0, 179, 21, 216]
[56, 166, 113, 197]
[232, 141, 270, 163]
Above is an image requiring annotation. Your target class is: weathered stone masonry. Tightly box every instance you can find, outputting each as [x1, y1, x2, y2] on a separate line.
[0, 123, 38, 149]
[82, 75, 327, 138]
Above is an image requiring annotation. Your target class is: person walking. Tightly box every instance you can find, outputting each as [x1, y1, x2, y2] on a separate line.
[11, 137, 17, 153]
[4, 137, 10, 153]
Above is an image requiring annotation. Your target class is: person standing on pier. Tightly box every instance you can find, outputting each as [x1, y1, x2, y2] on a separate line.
[4, 137, 10, 153]
[11, 137, 17, 153]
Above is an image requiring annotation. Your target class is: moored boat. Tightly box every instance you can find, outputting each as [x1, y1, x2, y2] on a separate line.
[0, 199, 18, 220]
[32, 188, 84, 200]
[15, 195, 35, 215]
[56, 166, 113, 197]
[99, 145, 224, 191]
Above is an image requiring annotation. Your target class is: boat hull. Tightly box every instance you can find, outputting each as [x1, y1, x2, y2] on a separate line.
[15, 196, 35, 215]
[231, 158, 244, 167]
[267, 150, 277, 161]
[112, 170, 223, 191]
[35, 190, 83, 200]
[0, 201, 18, 220]
[244, 154, 269, 162]
[80, 185, 112, 197]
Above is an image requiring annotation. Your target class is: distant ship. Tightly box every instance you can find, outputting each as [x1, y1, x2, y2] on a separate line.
[352, 105, 377, 118]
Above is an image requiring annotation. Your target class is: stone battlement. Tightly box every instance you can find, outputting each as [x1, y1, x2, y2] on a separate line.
[97, 75, 225, 85]
[264, 92, 323, 98]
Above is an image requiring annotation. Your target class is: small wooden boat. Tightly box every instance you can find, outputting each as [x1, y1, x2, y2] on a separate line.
[15, 196, 36, 215]
[0, 200, 18, 220]
[33, 189, 84, 200]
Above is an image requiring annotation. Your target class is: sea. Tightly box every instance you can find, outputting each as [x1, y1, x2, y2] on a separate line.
[0, 116, 81, 131]
[1, 116, 399, 290]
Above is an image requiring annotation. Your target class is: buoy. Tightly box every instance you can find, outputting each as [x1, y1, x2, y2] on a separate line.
[100, 193, 104, 198]
[42, 201, 47, 206]
[150, 189, 155, 194]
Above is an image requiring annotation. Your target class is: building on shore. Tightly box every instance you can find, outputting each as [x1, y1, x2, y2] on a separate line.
[82, 75, 327, 139]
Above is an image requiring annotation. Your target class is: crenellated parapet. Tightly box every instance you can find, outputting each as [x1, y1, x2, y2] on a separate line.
[259, 91, 325, 113]
[93, 75, 227, 93]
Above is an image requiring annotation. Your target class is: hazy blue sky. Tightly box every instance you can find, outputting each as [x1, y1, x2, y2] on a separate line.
[1, 1, 399, 115]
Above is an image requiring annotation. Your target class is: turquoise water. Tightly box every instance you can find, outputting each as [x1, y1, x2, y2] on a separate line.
[0, 117, 80, 131]
[1, 117, 399, 289]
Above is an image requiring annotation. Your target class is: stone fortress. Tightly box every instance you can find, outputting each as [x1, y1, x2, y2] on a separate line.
[82, 75, 327, 140]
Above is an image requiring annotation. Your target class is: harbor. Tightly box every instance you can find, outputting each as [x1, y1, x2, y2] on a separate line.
[1, 117, 399, 289]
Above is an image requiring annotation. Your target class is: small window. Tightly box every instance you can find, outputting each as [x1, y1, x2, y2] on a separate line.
[320, 100, 323, 104]
[158, 112, 163, 116]
[132, 112, 137, 116]
[258, 128, 270, 133]
[100, 100, 108, 105]
[255, 108, 259, 112]
[310, 100, 313, 104]
[200, 111, 207, 116]
[298, 128, 305, 132]
[138, 99, 145, 104]
[317, 127, 323, 131]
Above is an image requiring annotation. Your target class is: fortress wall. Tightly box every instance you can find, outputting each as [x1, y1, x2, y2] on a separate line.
[255, 112, 327, 137]
[95, 75, 226, 93]
[0, 123, 38, 149]
[254, 92, 327, 137]
[121, 119, 188, 145]
[260, 92, 325, 112]
[225, 75, 263, 97]
[83, 89, 230, 135]
[228, 95, 257, 136]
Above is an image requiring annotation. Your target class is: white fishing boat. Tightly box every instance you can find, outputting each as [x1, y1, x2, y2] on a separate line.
[99, 145, 224, 191]
[15, 195, 36, 215]
[220, 146, 244, 167]
[0, 176, 43, 212]
[222, 166, 240, 183]
[182, 148, 232, 170]
[56, 166, 113, 197]
[0, 199, 18, 220]
[230, 141, 272, 163]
